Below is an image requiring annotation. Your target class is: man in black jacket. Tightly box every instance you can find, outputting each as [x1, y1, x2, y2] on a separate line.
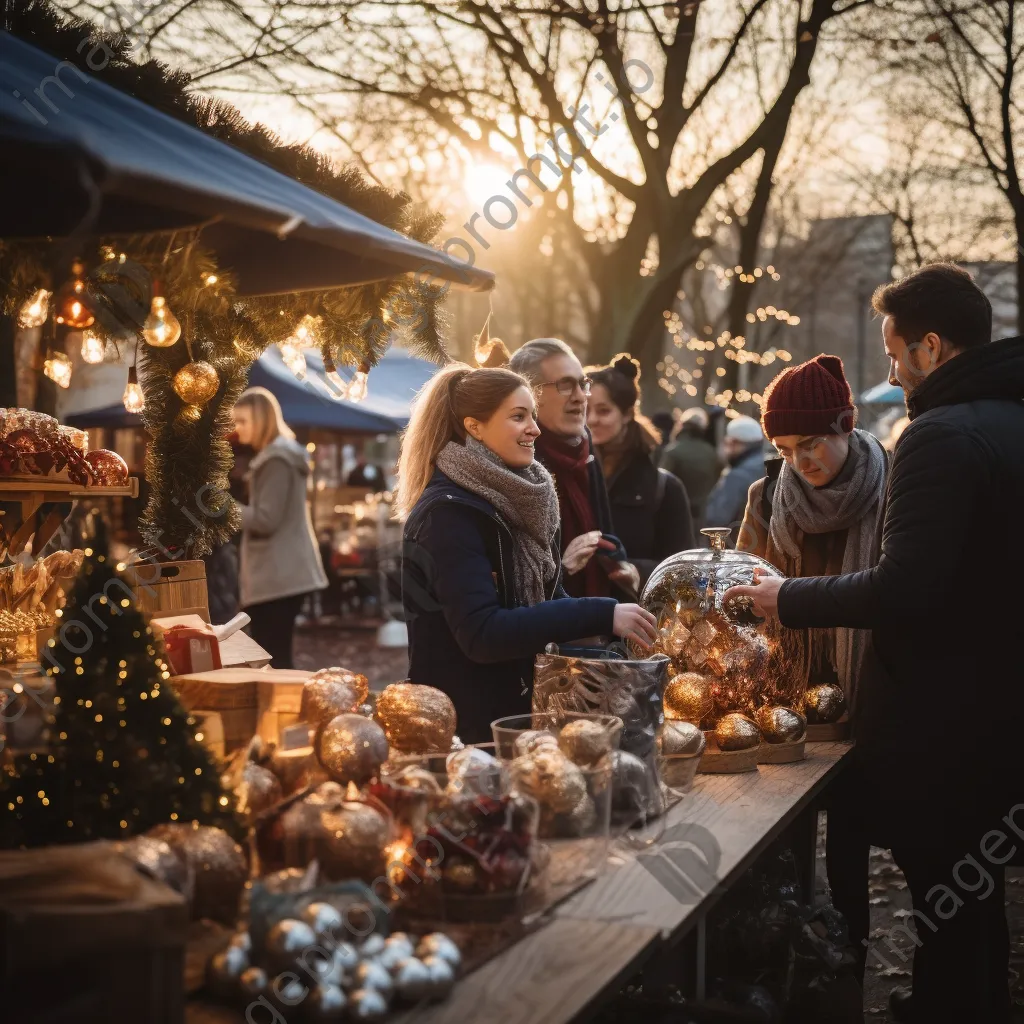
[726, 264, 1024, 1023]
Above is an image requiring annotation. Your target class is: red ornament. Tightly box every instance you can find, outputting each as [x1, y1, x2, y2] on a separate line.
[84, 449, 129, 486]
[4, 428, 48, 455]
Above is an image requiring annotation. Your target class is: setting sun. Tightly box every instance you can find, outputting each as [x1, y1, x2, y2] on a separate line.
[463, 160, 510, 206]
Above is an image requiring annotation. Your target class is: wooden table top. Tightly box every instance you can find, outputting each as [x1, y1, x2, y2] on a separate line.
[189, 742, 853, 1024]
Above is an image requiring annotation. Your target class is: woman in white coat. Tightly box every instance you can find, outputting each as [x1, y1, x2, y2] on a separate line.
[233, 387, 326, 667]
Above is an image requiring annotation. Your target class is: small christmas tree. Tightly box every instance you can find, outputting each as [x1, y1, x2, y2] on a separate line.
[0, 519, 240, 848]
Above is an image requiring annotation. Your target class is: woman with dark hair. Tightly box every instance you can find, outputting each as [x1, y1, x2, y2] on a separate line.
[398, 359, 658, 742]
[587, 355, 694, 589]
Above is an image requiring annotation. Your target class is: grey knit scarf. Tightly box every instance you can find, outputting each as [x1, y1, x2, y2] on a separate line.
[768, 428, 887, 715]
[434, 437, 560, 606]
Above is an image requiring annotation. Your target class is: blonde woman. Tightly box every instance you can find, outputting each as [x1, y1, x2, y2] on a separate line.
[233, 387, 326, 668]
[398, 362, 658, 743]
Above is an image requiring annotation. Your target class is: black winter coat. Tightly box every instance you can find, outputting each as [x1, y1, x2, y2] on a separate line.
[778, 337, 1024, 838]
[402, 470, 618, 743]
[606, 450, 695, 587]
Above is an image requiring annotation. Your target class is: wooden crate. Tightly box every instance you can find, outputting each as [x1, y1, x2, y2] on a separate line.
[124, 560, 210, 623]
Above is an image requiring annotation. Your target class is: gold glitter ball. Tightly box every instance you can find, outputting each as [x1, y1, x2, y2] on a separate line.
[511, 748, 587, 814]
[375, 682, 456, 754]
[803, 684, 846, 724]
[713, 713, 761, 752]
[754, 706, 806, 743]
[171, 360, 219, 405]
[310, 666, 369, 706]
[664, 672, 715, 725]
[320, 800, 389, 882]
[513, 729, 560, 757]
[238, 762, 283, 818]
[315, 713, 389, 787]
[558, 719, 616, 767]
[301, 678, 360, 729]
[660, 720, 706, 757]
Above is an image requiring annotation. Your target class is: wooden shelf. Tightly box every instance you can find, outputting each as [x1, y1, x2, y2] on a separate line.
[0, 477, 140, 499]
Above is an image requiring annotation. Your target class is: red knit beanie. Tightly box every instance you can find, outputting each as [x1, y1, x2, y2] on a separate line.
[761, 354, 855, 438]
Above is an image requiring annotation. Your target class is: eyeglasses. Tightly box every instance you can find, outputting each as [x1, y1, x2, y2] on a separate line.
[536, 376, 593, 397]
[773, 436, 833, 462]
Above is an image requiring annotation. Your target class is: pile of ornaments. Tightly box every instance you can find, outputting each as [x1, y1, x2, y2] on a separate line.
[508, 719, 652, 835]
[208, 907, 461, 1021]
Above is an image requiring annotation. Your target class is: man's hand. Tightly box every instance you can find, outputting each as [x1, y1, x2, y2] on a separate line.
[563, 531, 602, 574]
[723, 567, 784, 619]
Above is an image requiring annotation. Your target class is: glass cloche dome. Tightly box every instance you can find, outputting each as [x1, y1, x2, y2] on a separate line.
[638, 527, 802, 726]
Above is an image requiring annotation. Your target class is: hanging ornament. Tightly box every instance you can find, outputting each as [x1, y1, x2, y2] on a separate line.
[142, 294, 181, 348]
[54, 261, 95, 329]
[173, 361, 220, 405]
[80, 329, 106, 364]
[17, 288, 50, 329]
[347, 362, 370, 403]
[323, 354, 349, 399]
[279, 340, 307, 380]
[123, 365, 145, 413]
[43, 349, 72, 389]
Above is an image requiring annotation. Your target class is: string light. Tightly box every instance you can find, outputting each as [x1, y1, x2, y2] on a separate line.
[54, 261, 95, 329]
[43, 349, 72, 389]
[123, 365, 145, 413]
[347, 362, 370, 403]
[81, 329, 105, 364]
[18, 288, 50, 329]
[142, 294, 181, 348]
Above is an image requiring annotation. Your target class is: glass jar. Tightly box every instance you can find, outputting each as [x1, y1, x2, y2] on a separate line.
[640, 527, 802, 725]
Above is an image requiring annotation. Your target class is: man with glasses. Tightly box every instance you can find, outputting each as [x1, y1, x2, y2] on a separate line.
[509, 338, 638, 598]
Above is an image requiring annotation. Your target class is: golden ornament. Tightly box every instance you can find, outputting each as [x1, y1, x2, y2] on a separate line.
[513, 729, 560, 758]
[754, 706, 806, 743]
[664, 672, 715, 725]
[558, 719, 616, 767]
[375, 682, 456, 754]
[310, 666, 369, 706]
[172, 360, 219, 405]
[660, 720, 706, 756]
[239, 762, 283, 818]
[511, 748, 586, 814]
[713, 713, 761, 752]
[315, 713, 389, 787]
[301, 678, 360, 729]
[320, 800, 389, 882]
[803, 683, 846, 724]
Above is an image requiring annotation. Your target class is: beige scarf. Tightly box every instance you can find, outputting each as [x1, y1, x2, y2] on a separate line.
[435, 437, 561, 606]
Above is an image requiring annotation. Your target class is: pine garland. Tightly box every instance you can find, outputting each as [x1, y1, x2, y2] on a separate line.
[1, 0, 455, 557]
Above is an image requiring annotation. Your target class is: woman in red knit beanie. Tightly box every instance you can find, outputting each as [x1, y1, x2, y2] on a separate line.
[736, 352, 888, 989]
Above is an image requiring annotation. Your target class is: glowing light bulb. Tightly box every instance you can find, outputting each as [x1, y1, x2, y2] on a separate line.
[322, 354, 349, 399]
[123, 366, 145, 413]
[279, 340, 307, 380]
[81, 330, 105, 364]
[142, 295, 181, 347]
[43, 350, 72, 389]
[18, 288, 50, 329]
[347, 363, 370, 403]
[54, 262, 95, 329]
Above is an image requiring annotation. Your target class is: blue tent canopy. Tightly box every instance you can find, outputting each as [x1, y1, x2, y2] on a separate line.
[66, 345, 439, 433]
[0, 32, 493, 297]
[859, 380, 904, 405]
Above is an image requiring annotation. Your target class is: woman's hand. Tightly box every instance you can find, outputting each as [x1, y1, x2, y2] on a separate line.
[563, 531, 602, 574]
[612, 604, 659, 649]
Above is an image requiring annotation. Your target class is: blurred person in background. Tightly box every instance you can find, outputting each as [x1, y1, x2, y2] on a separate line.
[649, 410, 676, 461]
[587, 355, 694, 588]
[508, 338, 639, 598]
[233, 387, 327, 668]
[703, 415, 766, 539]
[660, 406, 723, 525]
[884, 414, 910, 452]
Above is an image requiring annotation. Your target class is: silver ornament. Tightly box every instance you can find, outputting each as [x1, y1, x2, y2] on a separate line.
[229, 931, 252, 954]
[349, 988, 389, 1020]
[237, 966, 268, 1000]
[423, 955, 456, 998]
[270, 973, 308, 1009]
[306, 983, 348, 1022]
[415, 933, 462, 970]
[265, 919, 317, 975]
[333, 942, 360, 973]
[378, 934, 416, 972]
[301, 901, 344, 944]
[206, 944, 248, 997]
[352, 960, 394, 998]
[446, 747, 501, 798]
[394, 957, 433, 1000]
[660, 720, 706, 757]
[360, 934, 386, 958]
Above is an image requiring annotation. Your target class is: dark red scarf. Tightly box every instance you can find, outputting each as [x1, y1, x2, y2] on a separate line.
[534, 431, 609, 597]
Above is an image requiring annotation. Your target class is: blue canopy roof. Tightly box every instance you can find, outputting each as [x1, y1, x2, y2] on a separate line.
[0, 32, 493, 296]
[859, 380, 904, 405]
[66, 345, 439, 433]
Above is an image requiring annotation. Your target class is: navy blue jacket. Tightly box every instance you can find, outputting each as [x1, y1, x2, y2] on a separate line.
[402, 470, 617, 743]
